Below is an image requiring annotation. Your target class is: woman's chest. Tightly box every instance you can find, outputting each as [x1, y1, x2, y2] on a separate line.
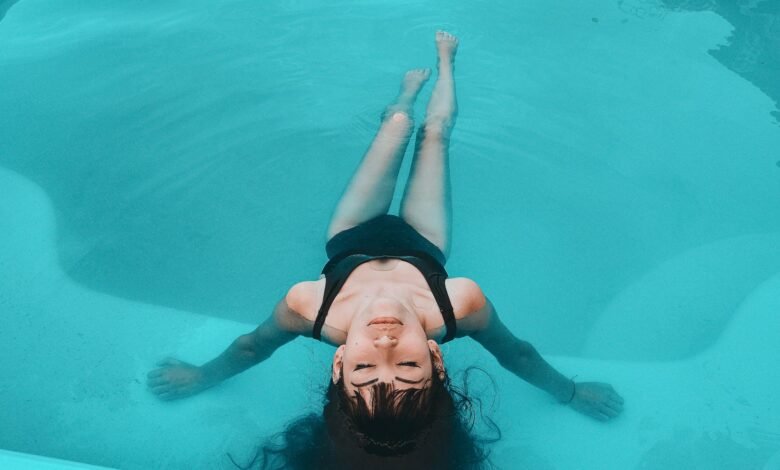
[315, 259, 447, 341]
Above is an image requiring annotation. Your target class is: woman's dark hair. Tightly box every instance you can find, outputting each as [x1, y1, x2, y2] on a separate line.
[230, 363, 499, 470]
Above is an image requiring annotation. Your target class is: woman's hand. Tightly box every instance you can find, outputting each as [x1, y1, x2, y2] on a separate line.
[146, 357, 208, 401]
[568, 381, 624, 421]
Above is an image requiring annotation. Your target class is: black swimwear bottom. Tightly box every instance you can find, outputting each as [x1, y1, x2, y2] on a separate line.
[323, 215, 447, 273]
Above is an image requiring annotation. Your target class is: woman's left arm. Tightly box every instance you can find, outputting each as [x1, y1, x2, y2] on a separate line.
[460, 283, 624, 421]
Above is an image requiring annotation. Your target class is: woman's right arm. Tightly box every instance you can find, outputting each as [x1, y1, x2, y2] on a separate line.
[198, 292, 306, 388]
[147, 283, 312, 401]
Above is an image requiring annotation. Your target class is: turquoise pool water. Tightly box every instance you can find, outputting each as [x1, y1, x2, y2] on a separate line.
[1, 0, 779, 468]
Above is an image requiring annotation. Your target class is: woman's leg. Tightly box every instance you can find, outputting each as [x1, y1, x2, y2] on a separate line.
[400, 31, 458, 257]
[327, 69, 431, 240]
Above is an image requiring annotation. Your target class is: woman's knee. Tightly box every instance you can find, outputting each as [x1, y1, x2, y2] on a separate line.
[419, 119, 451, 142]
[381, 107, 413, 127]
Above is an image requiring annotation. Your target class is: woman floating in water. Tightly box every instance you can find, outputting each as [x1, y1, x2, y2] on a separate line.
[148, 31, 623, 468]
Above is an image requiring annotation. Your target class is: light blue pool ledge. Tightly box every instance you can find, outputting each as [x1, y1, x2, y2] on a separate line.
[0, 449, 116, 470]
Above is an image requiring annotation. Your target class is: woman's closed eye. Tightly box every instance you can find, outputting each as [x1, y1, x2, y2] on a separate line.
[398, 361, 420, 367]
[353, 362, 419, 371]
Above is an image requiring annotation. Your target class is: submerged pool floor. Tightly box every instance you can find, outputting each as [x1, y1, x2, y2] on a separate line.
[1, 166, 779, 467]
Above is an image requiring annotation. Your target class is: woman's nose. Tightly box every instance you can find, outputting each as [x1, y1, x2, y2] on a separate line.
[374, 335, 398, 348]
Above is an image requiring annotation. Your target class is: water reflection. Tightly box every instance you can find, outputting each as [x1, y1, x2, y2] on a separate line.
[0, 0, 20, 22]
[623, 0, 780, 123]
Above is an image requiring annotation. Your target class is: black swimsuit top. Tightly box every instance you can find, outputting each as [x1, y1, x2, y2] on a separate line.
[312, 253, 457, 343]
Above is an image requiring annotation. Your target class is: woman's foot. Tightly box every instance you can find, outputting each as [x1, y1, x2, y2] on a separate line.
[423, 31, 458, 127]
[435, 31, 458, 64]
[402, 68, 431, 95]
[386, 68, 431, 119]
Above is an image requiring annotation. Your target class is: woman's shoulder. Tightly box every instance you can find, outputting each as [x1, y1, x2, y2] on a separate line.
[284, 279, 348, 344]
[445, 277, 491, 334]
[445, 277, 485, 312]
[285, 280, 324, 323]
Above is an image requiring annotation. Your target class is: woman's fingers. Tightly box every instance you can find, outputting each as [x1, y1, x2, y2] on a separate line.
[151, 384, 172, 395]
[584, 404, 618, 421]
[147, 358, 203, 401]
[147, 376, 168, 387]
[604, 397, 624, 413]
[601, 404, 620, 419]
[152, 385, 190, 401]
[570, 382, 625, 421]
[599, 388, 624, 416]
[156, 357, 180, 367]
[146, 359, 204, 401]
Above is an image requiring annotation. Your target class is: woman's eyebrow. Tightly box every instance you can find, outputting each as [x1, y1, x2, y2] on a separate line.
[351, 377, 424, 388]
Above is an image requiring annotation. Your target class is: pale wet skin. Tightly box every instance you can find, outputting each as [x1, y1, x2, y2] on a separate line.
[331, 294, 446, 403]
[330, 32, 461, 399]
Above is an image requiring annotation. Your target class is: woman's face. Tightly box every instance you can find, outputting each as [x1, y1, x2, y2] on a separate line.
[332, 296, 444, 401]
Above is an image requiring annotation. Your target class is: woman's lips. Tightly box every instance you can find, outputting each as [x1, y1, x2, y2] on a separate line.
[368, 316, 403, 326]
